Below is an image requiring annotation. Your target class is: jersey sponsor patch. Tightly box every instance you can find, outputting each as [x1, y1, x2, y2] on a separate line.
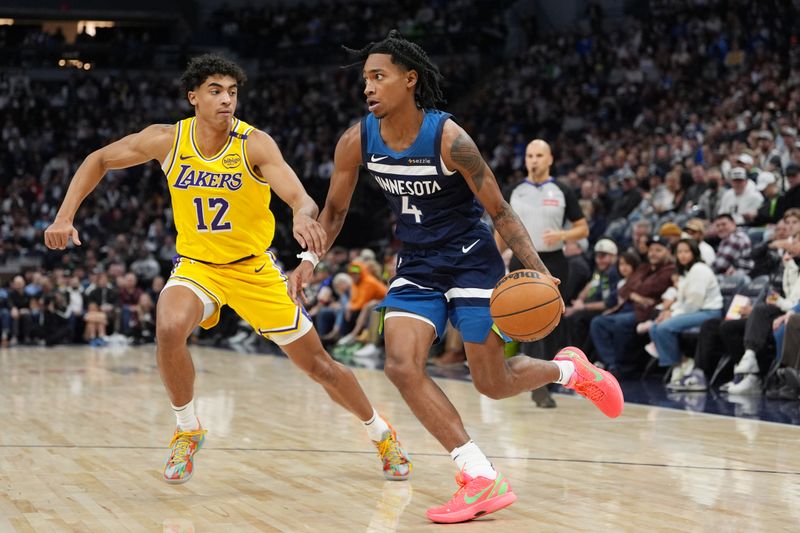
[222, 153, 241, 169]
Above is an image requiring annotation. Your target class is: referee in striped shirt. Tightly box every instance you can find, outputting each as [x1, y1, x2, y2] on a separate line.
[496, 140, 589, 406]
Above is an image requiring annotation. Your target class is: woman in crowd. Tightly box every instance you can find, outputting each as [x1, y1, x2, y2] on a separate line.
[648, 239, 723, 388]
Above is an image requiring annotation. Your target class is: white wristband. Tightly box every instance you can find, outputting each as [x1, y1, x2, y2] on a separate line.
[296, 251, 320, 268]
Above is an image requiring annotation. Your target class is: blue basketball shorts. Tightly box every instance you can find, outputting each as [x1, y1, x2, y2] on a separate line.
[377, 224, 507, 344]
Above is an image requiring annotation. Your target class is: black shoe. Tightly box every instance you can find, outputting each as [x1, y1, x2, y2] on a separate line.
[766, 368, 800, 400]
[531, 387, 557, 408]
[766, 385, 800, 400]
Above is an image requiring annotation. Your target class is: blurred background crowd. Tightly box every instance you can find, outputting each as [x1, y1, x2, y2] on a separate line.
[3, 0, 800, 404]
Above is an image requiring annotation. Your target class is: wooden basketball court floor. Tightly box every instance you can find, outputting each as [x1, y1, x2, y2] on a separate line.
[1, 345, 799, 532]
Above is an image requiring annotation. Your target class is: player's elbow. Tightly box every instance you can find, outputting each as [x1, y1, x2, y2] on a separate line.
[87, 150, 108, 172]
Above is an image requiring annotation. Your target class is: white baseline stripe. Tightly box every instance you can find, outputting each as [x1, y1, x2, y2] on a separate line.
[367, 162, 438, 176]
[444, 287, 493, 301]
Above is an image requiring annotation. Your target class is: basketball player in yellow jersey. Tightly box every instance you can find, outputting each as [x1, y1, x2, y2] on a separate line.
[44, 54, 410, 484]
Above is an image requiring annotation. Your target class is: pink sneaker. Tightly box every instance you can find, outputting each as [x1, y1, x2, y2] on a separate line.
[426, 471, 517, 524]
[555, 346, 625, 418]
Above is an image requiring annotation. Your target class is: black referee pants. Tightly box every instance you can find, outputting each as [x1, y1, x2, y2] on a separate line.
[510, 250, 570, 360]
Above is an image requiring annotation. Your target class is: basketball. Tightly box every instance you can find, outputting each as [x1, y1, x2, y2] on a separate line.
[490, 270, 562, 342]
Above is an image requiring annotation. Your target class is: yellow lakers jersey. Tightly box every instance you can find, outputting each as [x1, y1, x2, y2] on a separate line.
[162, 117, 275, 264]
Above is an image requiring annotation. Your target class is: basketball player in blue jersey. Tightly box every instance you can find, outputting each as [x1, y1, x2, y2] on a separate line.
[289, 31, 624, 523]
[43, 54, 410, 486]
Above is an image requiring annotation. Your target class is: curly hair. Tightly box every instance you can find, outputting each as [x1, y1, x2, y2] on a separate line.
[343, 29, 445, 109]
[180, 54, 247, 94]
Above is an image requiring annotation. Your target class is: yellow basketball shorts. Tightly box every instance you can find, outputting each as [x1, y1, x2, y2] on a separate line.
[163, 252, 312, 345]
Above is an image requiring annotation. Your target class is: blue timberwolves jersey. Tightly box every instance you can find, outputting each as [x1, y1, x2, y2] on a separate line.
[360, 109, 484, 246]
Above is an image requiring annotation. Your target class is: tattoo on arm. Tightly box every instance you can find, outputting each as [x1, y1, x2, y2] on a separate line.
[493, 202, 551, 275]
[450, 133, 486, 191]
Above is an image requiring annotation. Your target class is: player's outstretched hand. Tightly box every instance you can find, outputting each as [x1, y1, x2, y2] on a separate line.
[44, 219, 82, 250]
[287, 260, 314, 306]
[292, 214, 326, 257]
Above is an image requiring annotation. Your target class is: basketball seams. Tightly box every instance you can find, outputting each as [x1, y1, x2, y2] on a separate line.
[490, 294, 561, 319]
[502, 308, 561, 341]
[489, 280, 556, 306]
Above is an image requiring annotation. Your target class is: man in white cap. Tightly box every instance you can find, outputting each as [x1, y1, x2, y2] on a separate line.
[718, 166, 763, 225]
[563, 238, 620, 362]
[737, 153, 760, 181]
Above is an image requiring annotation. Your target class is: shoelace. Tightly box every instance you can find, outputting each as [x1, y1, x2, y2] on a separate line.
[446, 471, 472, 501]
[575, 381, 605, 402]
[168, 429, 206, 465]
[376, 434, 407, 467]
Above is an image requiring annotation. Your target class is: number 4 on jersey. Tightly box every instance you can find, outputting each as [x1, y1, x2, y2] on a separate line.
[401, 196, 423, 223]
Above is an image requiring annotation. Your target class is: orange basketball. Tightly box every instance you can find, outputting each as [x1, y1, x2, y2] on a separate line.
[490, 269, 562, 342]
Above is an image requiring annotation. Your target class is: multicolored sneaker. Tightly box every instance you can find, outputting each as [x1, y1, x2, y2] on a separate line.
[426, 471, 517, 524]
[373, 420, 411, 481]
[555, 346, 624, 418]
[163, 425, 207, 484]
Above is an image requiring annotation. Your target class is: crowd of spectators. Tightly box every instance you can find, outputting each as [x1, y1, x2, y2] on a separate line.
[3, 0, 800, 400]
[0, 267, 158, 347]
[208, 0, 509, 67]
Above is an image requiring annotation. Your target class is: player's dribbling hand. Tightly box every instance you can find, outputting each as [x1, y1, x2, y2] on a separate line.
[287, 260, 314, 306]
[292, 214, 327, 257]
[548, 275, 565, 314]
[44, 219, 82, 249]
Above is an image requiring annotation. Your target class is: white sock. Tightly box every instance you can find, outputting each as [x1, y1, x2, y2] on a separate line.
[450, 440, 497, 480]
[553, 360, 575, 385]
[172, 399, 200, 431]
[743, 349, 756, 361]
[364, 408, 391, 441]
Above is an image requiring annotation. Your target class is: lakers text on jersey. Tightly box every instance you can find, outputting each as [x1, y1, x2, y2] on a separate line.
[162, 117, 275, 265]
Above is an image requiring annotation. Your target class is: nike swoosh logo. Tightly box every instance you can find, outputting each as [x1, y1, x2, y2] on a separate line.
[462, 239, 480, 254]
[564, 350, 604, 381]
[370, 155, 388, 162]
[179, 155, 195, 160]
[255, 263, 266, 273]
[463, 480, 496, 505]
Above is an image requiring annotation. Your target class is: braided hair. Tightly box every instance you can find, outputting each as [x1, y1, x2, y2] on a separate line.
[343, 29, 445, 109]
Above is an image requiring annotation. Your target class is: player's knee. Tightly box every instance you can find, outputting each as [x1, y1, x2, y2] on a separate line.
[156, 316, 192, 347]
[307, 356, 338, 385]
[383, 357, 420, 388]
[472, 376, 506, 400]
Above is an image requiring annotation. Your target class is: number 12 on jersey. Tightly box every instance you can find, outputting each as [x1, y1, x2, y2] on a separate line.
[401, 196, 423, 223]
[193, 197, 232, 232]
